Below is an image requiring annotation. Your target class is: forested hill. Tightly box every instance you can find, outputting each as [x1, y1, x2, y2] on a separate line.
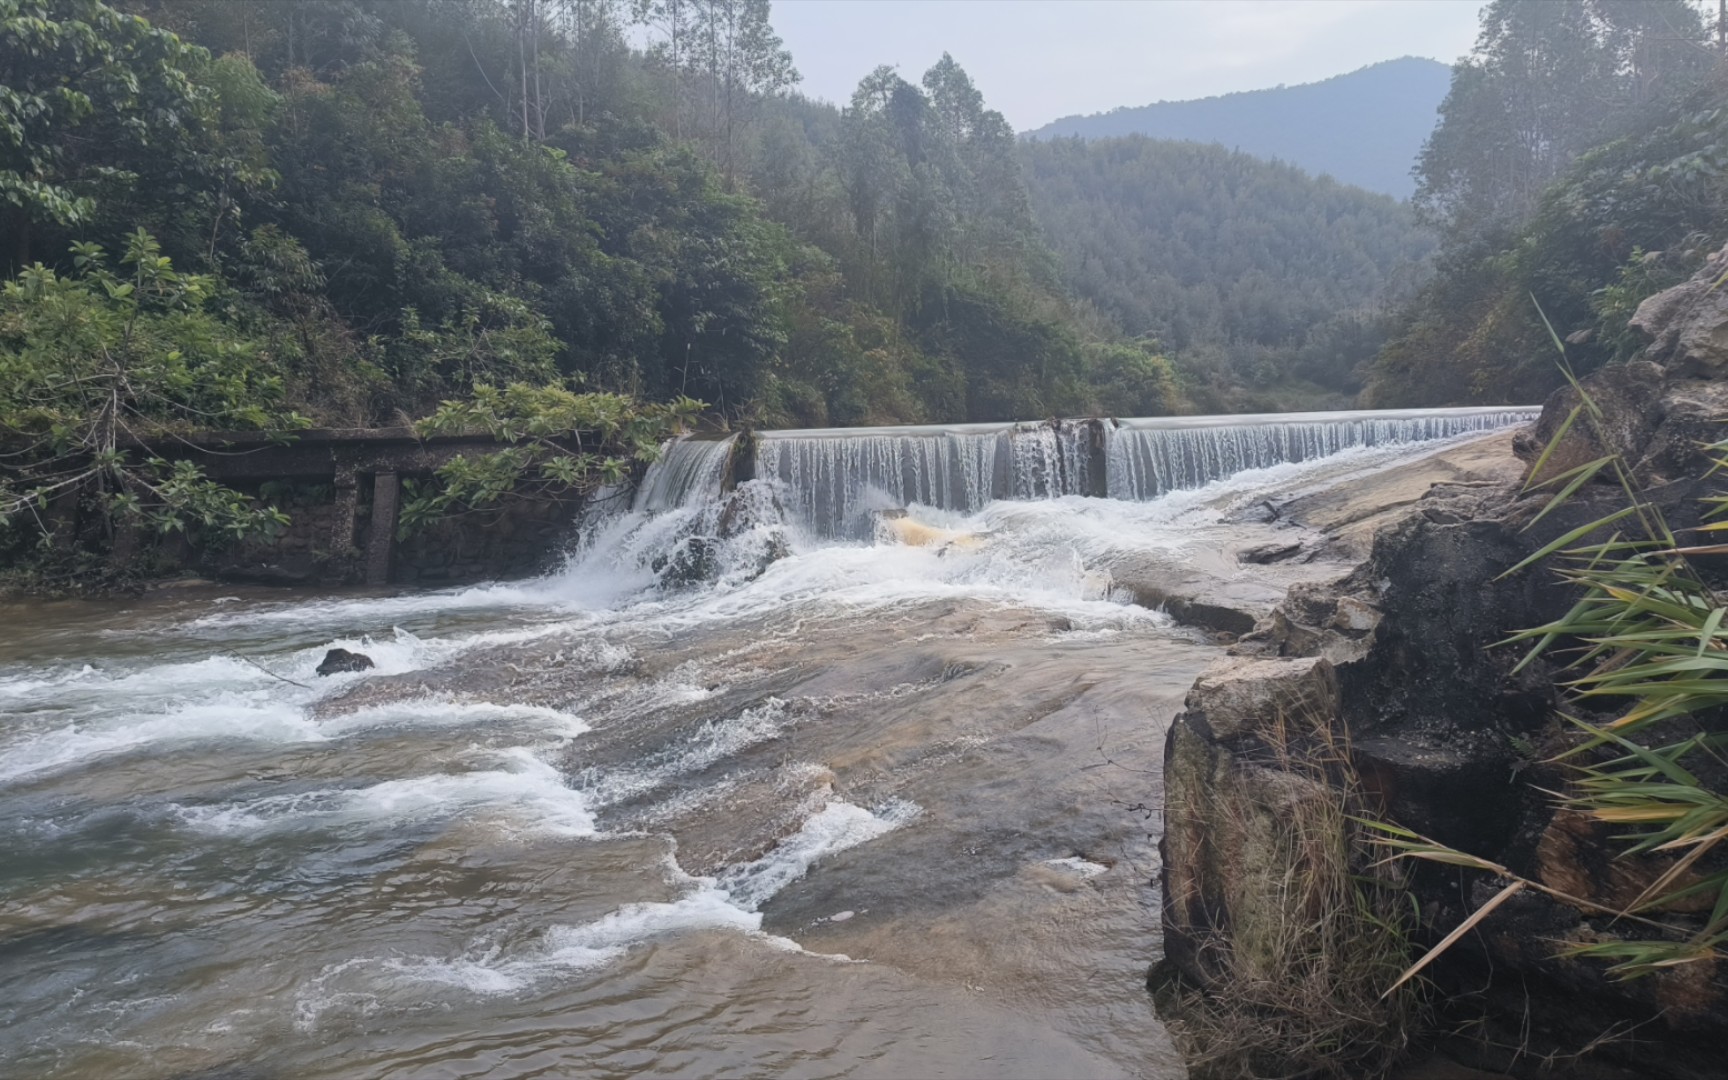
[1024, 58, 1452, 199]
[1021, 136, 1434, 410]
[1362, 0, 1725, 408]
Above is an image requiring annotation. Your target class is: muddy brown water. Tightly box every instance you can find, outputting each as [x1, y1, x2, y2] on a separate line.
[0, 436, 1512, 1079]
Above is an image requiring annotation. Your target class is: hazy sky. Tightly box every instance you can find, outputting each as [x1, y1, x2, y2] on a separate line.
[771, 0, 1485, 131]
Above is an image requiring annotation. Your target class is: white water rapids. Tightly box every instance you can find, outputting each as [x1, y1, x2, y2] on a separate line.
[0, 409, 1532, 1079]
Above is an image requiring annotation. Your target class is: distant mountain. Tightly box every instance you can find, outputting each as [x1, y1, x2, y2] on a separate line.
[1023, 57, 1452, 200]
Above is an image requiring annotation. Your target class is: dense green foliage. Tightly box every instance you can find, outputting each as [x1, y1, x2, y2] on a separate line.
[2, 0, 1202, 584]
[401, 384, 700, 532]
[1366, 0, 1725, 407]
[0, 229, 304, 582]
[1021, 136, 1434, 411]
[1027, 57, 1453, 200]
[5, 0, 1183, 435]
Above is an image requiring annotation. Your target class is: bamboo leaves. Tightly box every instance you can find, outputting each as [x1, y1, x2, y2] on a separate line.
[1375, 352, 1728, 979]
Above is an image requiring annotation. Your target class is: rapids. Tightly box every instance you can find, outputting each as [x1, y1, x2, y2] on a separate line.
[0, 410, 1531, 1079]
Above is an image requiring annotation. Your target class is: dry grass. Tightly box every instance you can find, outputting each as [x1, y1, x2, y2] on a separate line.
[1158, 711, 1427, 1080]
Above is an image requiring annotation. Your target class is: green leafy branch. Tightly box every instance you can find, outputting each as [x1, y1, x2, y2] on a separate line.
[398, 382, 704, 533]
[1, 231, 308, 552]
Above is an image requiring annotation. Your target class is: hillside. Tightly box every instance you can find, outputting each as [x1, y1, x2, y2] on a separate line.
[1024, 57, 1451, 200]
[1020, 136, 1435, 410]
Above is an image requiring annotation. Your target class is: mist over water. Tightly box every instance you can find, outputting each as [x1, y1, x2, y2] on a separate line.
[0, 410, 1529, 1079]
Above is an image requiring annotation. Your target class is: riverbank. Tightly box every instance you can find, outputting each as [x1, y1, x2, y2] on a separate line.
[1155, 348, 1728, 1074]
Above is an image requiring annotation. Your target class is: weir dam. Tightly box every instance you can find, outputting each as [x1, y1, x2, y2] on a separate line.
[643, 406, 1538, 539]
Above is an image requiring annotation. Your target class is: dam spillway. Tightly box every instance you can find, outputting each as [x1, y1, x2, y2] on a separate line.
[729, 406, 1536, 538]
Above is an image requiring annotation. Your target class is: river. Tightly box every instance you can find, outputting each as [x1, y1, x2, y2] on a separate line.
[0, 409, 1532, 1079]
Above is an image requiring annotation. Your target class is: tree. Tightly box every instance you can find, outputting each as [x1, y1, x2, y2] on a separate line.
[400, 382, 701, 531]
[1, 0, 215, 269]
[0, 231, 305, 576]
[636, 0, 796, 181]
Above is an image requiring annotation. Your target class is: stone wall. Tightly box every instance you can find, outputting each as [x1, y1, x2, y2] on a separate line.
[203, 484, 586, 587]
[391, 496, 585, 585]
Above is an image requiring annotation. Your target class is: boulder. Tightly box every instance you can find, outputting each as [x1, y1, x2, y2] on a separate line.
[1161, 714, 1339, 987]
[1632, 242, 1728, 376]
[315, 648, 375, 676]
[1512, 360, 1665, 486]
[1179, 656, 1338, 744]
[1159, 282, 1728, 1076]
[651, 481, 791, 588]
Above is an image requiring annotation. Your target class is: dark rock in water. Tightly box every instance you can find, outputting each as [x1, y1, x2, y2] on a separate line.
[651, 482, 791, 589]
[651, 535, 719, 586]
[1227, 498, 1283, 525]
[316, 648, 375, 676]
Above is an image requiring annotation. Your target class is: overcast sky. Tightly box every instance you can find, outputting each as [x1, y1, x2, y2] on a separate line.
[771, 0, 1485, 132]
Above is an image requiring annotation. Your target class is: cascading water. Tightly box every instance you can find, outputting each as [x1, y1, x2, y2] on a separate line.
[752, 420, 1106, 539]
[1105, 406, 1536, 500]
[753, 407, 1534, 538]
[752, 423, 1009, 539]
[632, 434, 738, 512]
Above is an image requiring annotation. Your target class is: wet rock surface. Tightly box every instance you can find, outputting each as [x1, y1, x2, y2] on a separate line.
[1161, 330, 1728, 1075]
[1099, 432, 1529, 639]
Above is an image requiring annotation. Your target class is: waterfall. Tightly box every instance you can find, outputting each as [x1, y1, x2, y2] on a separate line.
[751, 421, 1107, 539]
[1104, 406, 1536, 500]
[632, 435, 737, 512]
[628, 408, 1537, 539]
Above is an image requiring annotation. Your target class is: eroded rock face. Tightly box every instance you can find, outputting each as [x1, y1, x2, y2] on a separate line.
[1161, 655, 1344, 989]
[1160, 280, 1728, 1076]
[1512, 359, 1728, 488]
[1180, 656, 1338, 744]
[1633, 242, 1728, 377]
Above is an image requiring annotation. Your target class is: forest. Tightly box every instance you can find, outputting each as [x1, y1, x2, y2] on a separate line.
[0, 0, 1186, 576]
[1365, 0, 1728, 406]
[1021, 136, 1434, 411]
[1, 0, 1223, 435]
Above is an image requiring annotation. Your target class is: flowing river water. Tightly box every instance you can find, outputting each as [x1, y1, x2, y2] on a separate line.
[0, 409, 1533, 1079]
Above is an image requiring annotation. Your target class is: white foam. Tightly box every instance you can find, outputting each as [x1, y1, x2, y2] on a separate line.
[720, 797, 920, 911]
[174, 747, 595, 838]
[1044, 856, 1110, 878]
[0, 696, 326, 785]
[0, 624, 602, 786]
[580, 698, 792, 807]
[341, 797, 916, 1001]
[317, 699, 590, 739]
